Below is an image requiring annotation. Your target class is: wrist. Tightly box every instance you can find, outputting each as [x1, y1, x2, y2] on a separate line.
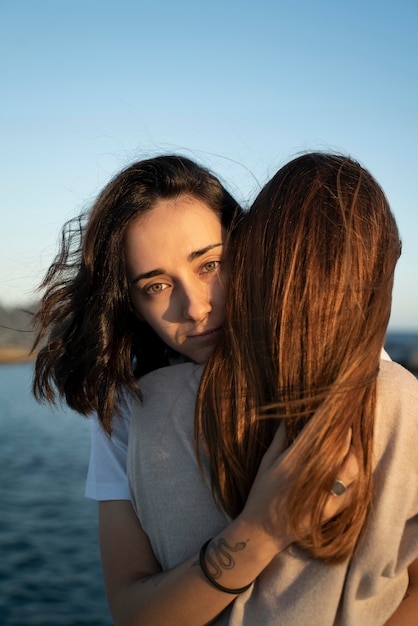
[231, 511, 292, 560]
[202, 517, 286, 593]
[199, 539, 253, 594]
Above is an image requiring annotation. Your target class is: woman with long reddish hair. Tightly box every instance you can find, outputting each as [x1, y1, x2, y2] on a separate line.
[116, 153, 418, 625]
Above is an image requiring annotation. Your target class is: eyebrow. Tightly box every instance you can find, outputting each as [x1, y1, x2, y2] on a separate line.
[130, 242, 223, 285]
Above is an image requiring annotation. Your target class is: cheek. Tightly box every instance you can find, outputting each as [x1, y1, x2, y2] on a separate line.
[131, 304, 145, 322]
[133, 302, 155, 327]
[129, 291, 159, 326]
[211, 272, 228, 307]
[129, 292, 145, 321]
[131, 296, 170, 338]
[216, 260, 230, 296]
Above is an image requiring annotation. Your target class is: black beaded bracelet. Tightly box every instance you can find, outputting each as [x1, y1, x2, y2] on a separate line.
[198, 539, 253, 595]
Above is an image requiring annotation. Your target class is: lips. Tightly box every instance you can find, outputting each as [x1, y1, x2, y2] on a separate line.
[187, 326, 223, 341]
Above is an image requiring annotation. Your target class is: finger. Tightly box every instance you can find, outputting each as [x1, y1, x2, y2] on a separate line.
[342, 427, 353, 458]
[337, 446, 359, 487]
[321, 447, 359, 522]
[322, 484, 354, 520]
[258, 424, 287, 471]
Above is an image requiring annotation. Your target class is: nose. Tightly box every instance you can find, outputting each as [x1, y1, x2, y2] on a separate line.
[181, 282, 212, 322]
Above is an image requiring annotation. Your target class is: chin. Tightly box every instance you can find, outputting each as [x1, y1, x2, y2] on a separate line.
[193, 348, 215, 365]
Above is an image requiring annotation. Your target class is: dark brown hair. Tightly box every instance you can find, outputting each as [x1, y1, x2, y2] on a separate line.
[32, 155, 241, 434]
[196, 152, 401, 562]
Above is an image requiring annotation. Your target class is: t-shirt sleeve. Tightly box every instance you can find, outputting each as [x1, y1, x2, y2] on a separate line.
[84, 391, 132, 501]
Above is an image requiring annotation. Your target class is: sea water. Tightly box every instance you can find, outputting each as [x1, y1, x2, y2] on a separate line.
[0, 363, 112, 626]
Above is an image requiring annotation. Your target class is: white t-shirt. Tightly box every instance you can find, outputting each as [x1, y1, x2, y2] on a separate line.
[85, 390, 132, 500]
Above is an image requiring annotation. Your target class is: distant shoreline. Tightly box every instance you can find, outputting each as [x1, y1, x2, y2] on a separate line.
[0, 348, 36, 364]
[0, 333, 417, 373]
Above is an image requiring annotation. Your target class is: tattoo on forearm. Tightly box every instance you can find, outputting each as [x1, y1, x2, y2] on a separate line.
[204, 538, 247, 580]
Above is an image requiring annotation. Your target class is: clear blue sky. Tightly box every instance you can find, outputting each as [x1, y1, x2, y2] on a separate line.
[1, 0, 417, 329]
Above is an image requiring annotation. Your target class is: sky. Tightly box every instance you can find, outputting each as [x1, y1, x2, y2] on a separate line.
[1, 0, 417, 330]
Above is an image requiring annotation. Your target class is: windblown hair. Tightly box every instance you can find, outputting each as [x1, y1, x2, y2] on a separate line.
[196, 152, 401, 563]
[32, 155, 241, 434]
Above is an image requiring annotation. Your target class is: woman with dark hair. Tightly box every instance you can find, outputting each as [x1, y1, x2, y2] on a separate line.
[32, 154, 241, 506]
[120, 153, 418, 625]
[32, 155, 240, 432]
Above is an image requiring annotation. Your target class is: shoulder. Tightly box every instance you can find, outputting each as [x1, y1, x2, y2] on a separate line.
[374, 359, 418, 460]
[140, 361, 203, 391]
[377, 358, 418, 402]
[129, 363, 204, 447]
[137, 362, 204, 408]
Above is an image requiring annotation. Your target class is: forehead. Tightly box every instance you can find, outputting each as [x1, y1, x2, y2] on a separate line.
[144, 194, 220, 224]
[124, 195, 224, 275]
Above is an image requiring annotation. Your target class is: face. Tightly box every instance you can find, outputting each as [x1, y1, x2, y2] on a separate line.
[124, 195, 227, 364]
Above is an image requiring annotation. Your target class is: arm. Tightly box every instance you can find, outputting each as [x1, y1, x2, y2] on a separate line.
[99, 500, 283, 626]
[383, 558, 418, 626]
[99, 431, 358, 626]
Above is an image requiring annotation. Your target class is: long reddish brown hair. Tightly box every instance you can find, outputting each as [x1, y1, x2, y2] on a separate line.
[196, 153, 401, 563]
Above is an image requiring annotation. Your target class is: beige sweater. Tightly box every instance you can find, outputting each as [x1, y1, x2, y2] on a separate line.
[128, 359, 418, 625]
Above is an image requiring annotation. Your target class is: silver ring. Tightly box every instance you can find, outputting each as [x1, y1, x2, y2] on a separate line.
[330, 479, 347, 496]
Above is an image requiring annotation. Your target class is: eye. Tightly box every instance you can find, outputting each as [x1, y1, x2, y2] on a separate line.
[145, 282, 170, 296]
[201, 260, 220, 274]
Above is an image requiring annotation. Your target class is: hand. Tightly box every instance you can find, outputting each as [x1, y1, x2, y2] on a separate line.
[321, 429, 358, 522]
[239, 426, 359, 552]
